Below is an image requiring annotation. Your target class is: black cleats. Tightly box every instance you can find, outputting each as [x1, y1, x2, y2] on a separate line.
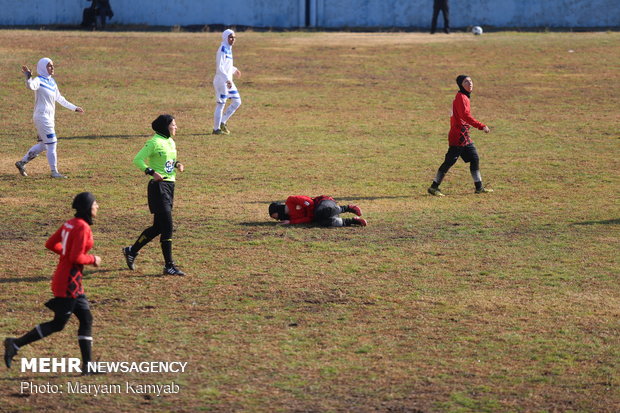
[163, 263, 185, 276]
[123, 246, 137, 271]
[4, 338, 18, 369]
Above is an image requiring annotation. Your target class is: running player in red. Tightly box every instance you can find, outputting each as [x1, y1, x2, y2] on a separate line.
[428, 75, 493, 196]
[4, 192, 102, 374]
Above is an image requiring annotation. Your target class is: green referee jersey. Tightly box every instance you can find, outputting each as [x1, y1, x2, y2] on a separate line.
[133, 133, 178, 181]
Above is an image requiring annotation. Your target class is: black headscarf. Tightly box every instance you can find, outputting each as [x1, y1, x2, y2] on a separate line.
[456, 75, 471, 98]
[269, 202, 288, 220]
[73, 192, 96, 225]
[151, 114, 175, 138]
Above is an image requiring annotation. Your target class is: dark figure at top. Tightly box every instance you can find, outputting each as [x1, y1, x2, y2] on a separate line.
[431, 0, 450, 34]
[88, 0, 113, 30]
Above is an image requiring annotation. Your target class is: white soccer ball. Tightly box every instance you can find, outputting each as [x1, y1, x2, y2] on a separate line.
[472, 26, 483, 35]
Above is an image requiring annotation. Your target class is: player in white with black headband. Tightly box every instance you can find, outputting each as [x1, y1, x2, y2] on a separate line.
[15, 57, 84, 178]
[212, 29, 242, 135]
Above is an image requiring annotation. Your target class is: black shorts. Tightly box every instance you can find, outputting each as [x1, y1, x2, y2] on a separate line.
[445, 143, 479, 164]
[45, 295, 90, 314]
[147, 180, 175, 214]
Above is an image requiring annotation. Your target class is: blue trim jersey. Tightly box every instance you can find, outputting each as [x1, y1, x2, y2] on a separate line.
[214, 43, 237, 83]
[26, 75, 77, 121]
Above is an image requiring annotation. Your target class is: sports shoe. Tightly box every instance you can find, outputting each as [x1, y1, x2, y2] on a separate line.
[15, 161, 28, 177]
[220, 122, 230, 135]
[349, 217, 367, 227]
[475, 187, 494, 194]
[347, 205, 362, 216]
[123, 246, 137, 271]
[428, 187, 445, 197]
[163, 263, 185, 276]
[212, 129, 224, 135]
[51, 172, 67, 179]
[4, 338, 18, 369]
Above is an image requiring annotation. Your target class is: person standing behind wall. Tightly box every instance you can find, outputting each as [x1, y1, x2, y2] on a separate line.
[431, 0, 450, 34]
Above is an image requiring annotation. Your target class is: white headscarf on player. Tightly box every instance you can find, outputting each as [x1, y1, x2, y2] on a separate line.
[37, 57, 52, 78]
[221, 29, 235, 47]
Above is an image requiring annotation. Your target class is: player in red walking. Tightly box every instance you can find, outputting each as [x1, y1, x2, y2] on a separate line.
[4, 192, 102, 374]
[428, 75, 493, 196]
[269, 195, 367, 227]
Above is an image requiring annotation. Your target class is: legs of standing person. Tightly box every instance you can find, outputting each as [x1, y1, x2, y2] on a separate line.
[74, 296, 94, 372]
[213, 79, 241, 134]
[213, 80, 227, 133]
[130, 215, 162, 255]
[125, 181, 165, 265]
[222, 88, 241, 125]
[442, 1, 450, 33]
[16, 120, 61, 177]
[430, 146, 461, 192]
[462, 144, 491, 192]
[431, 1, 440, 34]
[157, 210, 175, 266]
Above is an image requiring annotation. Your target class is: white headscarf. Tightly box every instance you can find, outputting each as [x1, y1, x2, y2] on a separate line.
[37, 57, 52, 78]
[221, 29, 235, 47]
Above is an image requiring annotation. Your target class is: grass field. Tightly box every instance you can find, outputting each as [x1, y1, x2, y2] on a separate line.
[0, 29, 619, 412]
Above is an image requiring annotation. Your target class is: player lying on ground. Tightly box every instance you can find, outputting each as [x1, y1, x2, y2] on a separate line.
[269, 195, 367, 227]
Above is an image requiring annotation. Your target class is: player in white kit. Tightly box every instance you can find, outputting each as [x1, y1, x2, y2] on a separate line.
[15, 57, 84, 178]
[212, 29, 242, 135]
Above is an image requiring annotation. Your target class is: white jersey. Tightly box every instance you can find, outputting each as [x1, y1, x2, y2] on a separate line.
[26, 75, 77, 122]
[214, 30, 237, 83]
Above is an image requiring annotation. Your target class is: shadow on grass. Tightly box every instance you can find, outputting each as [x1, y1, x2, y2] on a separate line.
[239, 222, 277, 227]
[572, 218, 620, 226]
[0, 276, 48, 284]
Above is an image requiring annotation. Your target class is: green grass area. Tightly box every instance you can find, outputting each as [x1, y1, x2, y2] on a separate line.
[0, 30, 618, 412]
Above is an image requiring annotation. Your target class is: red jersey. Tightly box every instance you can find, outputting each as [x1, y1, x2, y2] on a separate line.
[285, 195, 315, 224]
[285, 195, 335, 224]
[45, 217, 96, 298]
[448, 92, 486, 146]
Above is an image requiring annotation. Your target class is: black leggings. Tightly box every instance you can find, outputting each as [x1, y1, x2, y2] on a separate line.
[438, 144, 480, 174]
[141, 210, 174, 242]
[39, 296, 92, 338]
[314, 200, 346, 227]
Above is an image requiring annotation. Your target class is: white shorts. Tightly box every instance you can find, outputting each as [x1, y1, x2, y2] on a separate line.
[213, 78, 240, 104]
[34, 117, 57, 144]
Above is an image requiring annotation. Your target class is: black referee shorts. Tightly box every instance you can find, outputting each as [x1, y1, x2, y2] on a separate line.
[147, 180, 175, 214]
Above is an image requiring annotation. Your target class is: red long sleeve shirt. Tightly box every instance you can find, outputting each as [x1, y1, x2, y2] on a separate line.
[285, 195, 315, 224]
[45, 217, 96, 298]
[448, 92, 486, 146]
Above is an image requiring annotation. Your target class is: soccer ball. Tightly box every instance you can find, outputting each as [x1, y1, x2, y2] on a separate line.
[472, 26, 483, 35]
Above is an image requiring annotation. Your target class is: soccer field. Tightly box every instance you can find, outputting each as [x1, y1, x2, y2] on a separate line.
[0, 29, 619, 412]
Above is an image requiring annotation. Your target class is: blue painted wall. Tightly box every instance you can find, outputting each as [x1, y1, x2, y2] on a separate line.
[0, 0, 618, 27]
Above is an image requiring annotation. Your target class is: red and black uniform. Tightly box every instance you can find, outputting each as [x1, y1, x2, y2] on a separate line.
[449, 91, 486, 147]
[46, 217, 96, 298]
[430, 83, 488, 192]
[4, 192, 98, 373]
[269, 195, 364, 227]
[6, 214, 96, 371]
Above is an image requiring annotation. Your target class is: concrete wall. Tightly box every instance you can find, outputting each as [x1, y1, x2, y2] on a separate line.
[0, 0, 618, 28]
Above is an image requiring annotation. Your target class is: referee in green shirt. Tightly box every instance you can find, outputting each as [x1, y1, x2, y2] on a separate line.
[123, 115, 185, 276]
